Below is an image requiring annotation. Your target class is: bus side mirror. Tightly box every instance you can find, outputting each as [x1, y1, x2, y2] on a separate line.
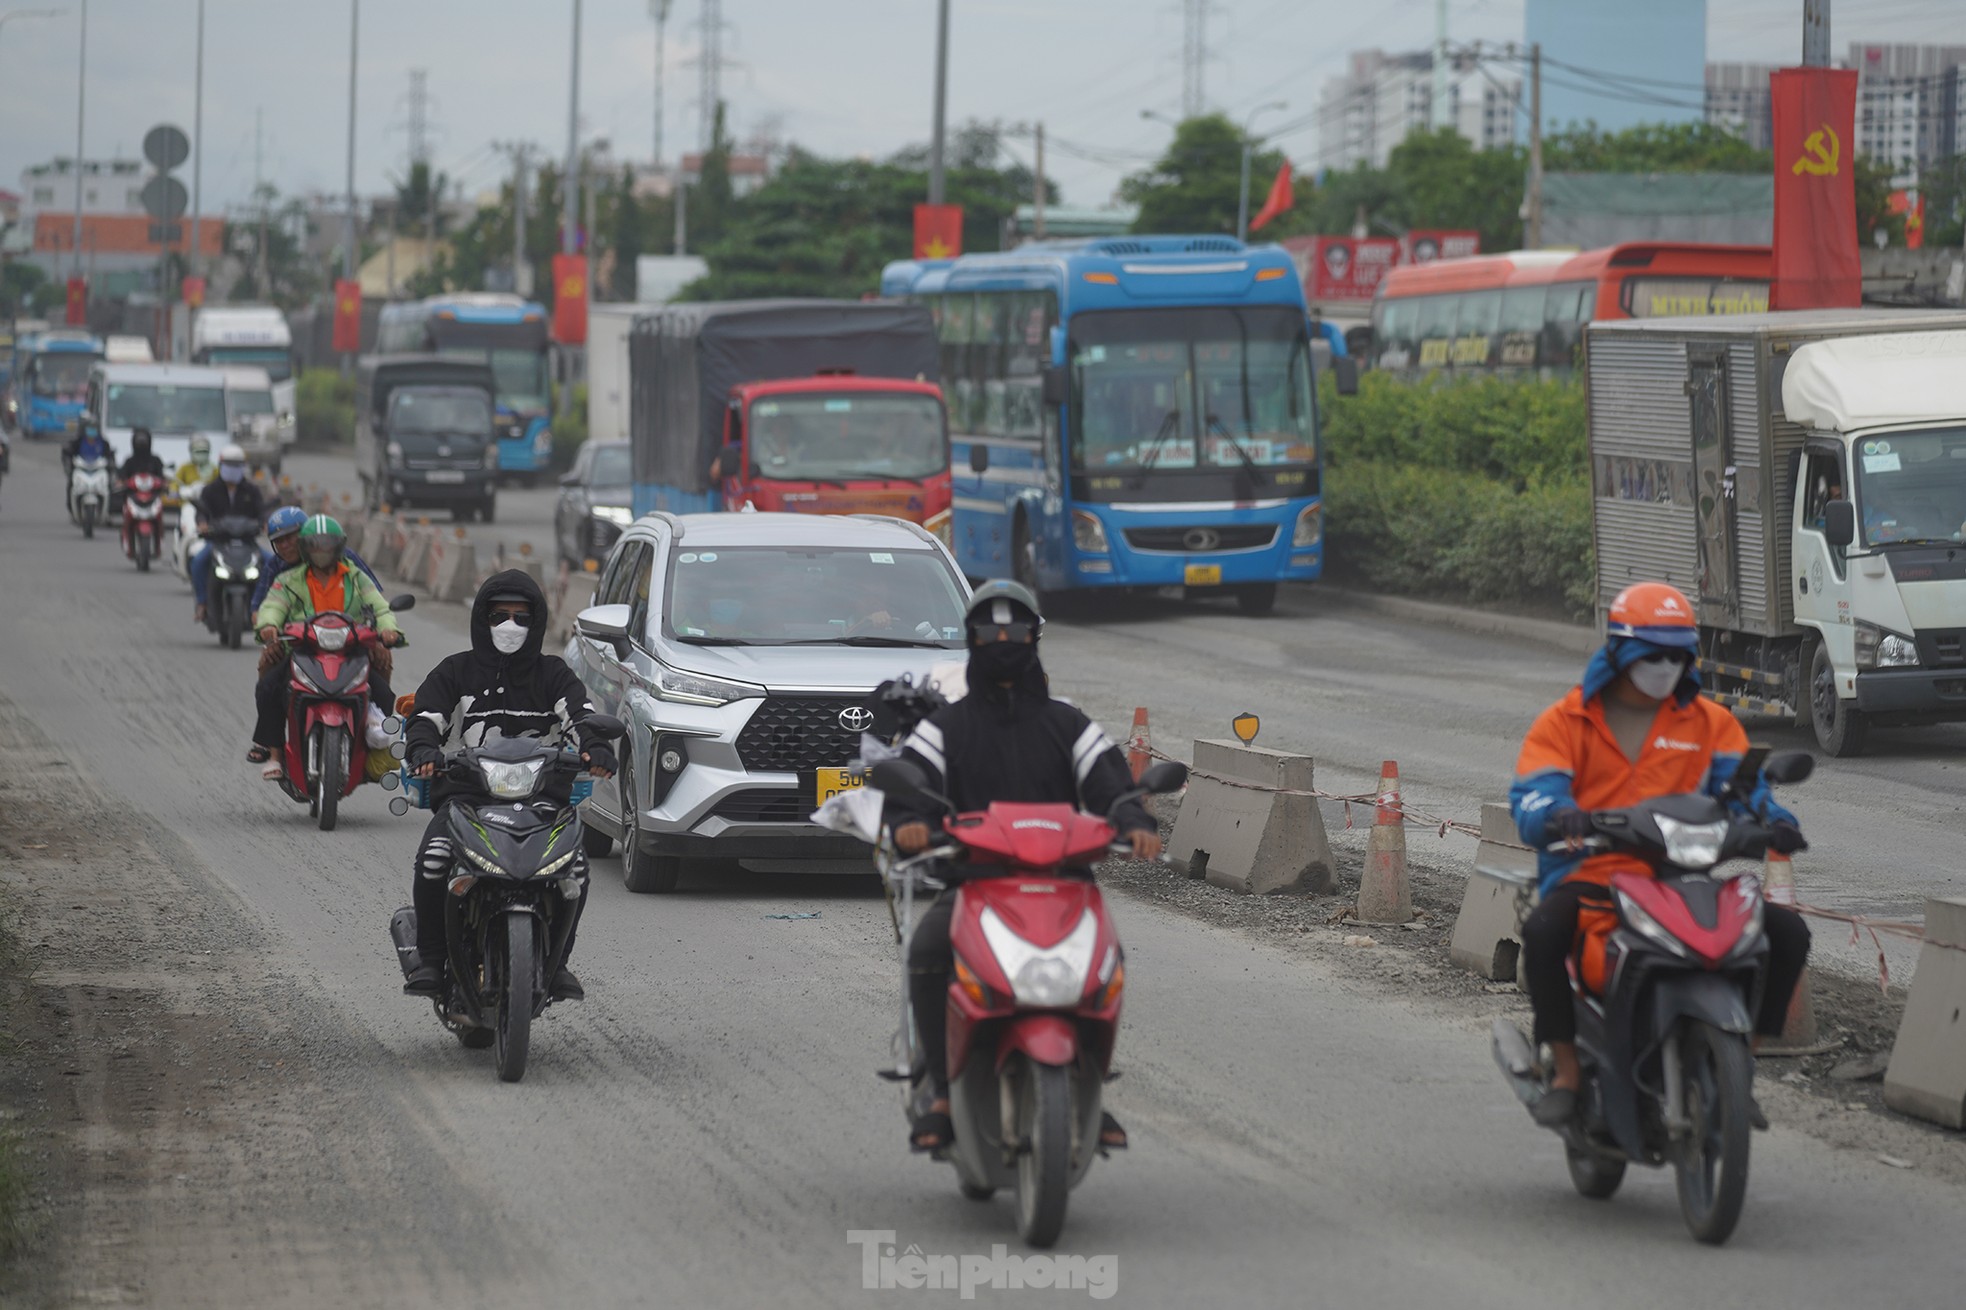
[1824, 499, 1855, 548]
[968, 443, 990, 475]
[1041, 364, 1067, 408]
[1331, 357, 1360, 397]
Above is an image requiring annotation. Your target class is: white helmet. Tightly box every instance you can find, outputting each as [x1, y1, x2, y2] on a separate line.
[219, 443, 247, 463]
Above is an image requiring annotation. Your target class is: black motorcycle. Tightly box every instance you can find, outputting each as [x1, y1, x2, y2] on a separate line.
[387, 717, 625, 1083]
[204, 515, 263, 649]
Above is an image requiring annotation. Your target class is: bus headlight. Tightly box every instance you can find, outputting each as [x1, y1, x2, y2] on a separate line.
[1071, 508, 1109, 554]
[1293, 504, 1322, 548]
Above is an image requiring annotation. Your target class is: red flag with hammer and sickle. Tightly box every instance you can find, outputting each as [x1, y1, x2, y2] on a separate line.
[1770, 67, 1860, 309]
[332, 279, 362, 352]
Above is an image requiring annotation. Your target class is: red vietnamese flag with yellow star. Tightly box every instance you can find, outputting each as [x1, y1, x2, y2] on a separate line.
[913, 204, 963, 260]
[331, 279, 362, 352]
[1770, 67, 1860, 309]
[552, 254, 589, 345]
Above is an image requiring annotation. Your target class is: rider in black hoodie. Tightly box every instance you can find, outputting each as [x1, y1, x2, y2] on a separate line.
[401, 570, 617, 999]
[887, 580, 1159, 1154]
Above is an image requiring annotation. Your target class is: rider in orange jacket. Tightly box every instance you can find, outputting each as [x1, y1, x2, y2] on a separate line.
[1510, 582, 1811, 1128]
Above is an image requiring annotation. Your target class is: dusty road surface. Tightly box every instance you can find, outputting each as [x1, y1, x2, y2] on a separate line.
[2, 439, 1963, 1308]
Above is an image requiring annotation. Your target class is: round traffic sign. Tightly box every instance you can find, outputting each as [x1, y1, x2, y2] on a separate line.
[142, 123, 191, 171]
[140, 174, 189, 222]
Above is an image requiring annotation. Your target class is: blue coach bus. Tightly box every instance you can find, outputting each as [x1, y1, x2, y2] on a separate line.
[881, 236, 1326, 613]
[9, 330, 104, 440]
[376, 294, 553, 480]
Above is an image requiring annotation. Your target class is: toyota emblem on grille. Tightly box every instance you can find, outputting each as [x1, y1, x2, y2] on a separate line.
[838, 705, 877, 732]
[1184, 527, 1221, 551]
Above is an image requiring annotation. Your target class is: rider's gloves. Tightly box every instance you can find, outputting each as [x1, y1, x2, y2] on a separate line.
[580, 739, 618, 776]
[1548, 806, 1595, 843]
[407, 745, 445, 775]
[1768, 822, 1808, 855]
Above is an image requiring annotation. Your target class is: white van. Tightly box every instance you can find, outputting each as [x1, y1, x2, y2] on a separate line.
[190, 307, 296, 428]
[103, 334, 155, 364]
[86, 362, 231, 472]
[219, 365, 290, 474]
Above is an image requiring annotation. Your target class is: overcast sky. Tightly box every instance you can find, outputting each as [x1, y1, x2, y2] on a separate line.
[0, 0, 1958, 220]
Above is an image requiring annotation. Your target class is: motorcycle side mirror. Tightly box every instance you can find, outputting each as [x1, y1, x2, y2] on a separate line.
[390, 594, 417, 613]
[1762, 751, 1814, 785]
[583, 713, 628, 741]
[869, 759, 929, 797]
[1139, 760, 1189, 794]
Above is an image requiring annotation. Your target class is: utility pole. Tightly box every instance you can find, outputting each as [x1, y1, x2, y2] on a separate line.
[928, 0, 950, 205]
[1802, 0, 1830, 67]
[406, 68, 434, 254]
[697, 0, 722, 155]
[71, 0, 86, 278]
[343, 0, 359, 284]
[1236, 101, 1287, 243]
[1432, 0, 1449, 130]
[1032, 122, 1045, 240]
[563, 0, 581, 259]
[502, 143, 531, 297]
[255, 108, 271, 296]
[190, 0, 204, 278]
[649, 0, 672, 171]
[1526, 42, 1543, 249]
[673, 180, 687, 255]
[1181, 0, 1206, 118]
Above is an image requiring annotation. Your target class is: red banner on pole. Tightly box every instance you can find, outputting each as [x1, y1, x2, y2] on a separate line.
[1770, 67, 1860, 310]
[551, 254, 588, 345]
[913, 204, 963, 260]
[65, 277, 87, 326]
[181, 276, 207, 309]
[332, 279, 362, 353]
[1248, 160, 1294, 233]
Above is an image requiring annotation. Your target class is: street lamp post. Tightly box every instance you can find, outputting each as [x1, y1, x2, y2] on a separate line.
[343, 0, 358, 284]
[71, 0, 86, 278]
[1236, 101, 1287, 242]
[189, 0, 203, 280]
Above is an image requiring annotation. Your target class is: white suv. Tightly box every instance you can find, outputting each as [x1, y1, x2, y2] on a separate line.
[567, 511, 971, 892]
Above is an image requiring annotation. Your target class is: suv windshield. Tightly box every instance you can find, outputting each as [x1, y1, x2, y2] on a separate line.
[1855, 427, 1966, 546]
[590, 444, 631, 485]
[106, 382, 228, 431]
[747, 392, 946, 482]
[664, 546, 967, 647]
[390, 389, 491, 434]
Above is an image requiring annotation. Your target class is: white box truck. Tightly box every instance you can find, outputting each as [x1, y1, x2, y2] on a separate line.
[1587, 309, 1966, 755]
[585, 303, 652, 447]
[190, 306, 297, 442]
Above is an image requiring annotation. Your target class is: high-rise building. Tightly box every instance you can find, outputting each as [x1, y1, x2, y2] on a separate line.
[1524, 0, 1706, 135]
[1849, 43, 1966, 182]
[1316, 50, 1519, 173]
[1705, 63, 1779, 151]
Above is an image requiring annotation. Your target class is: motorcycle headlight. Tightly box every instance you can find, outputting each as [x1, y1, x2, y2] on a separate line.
[1293, 504, 1323, 548]
[290, 661, 327, 694]
[538, 850, 577, 879]
[1613, 888, 1691, 959]
[1654, 814, 1728, 869]
[461, 844, 507, 877]
[653, 664, 764, 707]
[593, 505, 633, 527]
[1071, 508, 1109, 554]
[311, 622, 350, 652]
[212, 562, 232, 580]
[244, 564, 260, 579]
[1854, 621, 1919, 669]
[980, 906, 1099, 1008]
[480, 758, 545, 800]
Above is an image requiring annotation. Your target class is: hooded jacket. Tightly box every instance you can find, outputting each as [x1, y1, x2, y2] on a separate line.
[888, 651, 1152, 873]
[1510, 636, 1794, 897]
[405, 569, 616, 803]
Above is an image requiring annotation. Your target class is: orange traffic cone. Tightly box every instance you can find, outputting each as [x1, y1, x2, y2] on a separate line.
[1356, 760, 1413, 924]
[1759, 851, 1834, 1055]
[1127, 707, 1151, 781]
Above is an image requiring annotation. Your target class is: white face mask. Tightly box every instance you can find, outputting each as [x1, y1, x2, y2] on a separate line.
[1627, 656, 1685, 700]
[490, 619, 528, 655]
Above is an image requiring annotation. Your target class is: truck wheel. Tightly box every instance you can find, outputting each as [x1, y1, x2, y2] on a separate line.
[1808, 640, 1868, 757]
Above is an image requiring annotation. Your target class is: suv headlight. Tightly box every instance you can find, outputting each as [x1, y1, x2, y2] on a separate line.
[480, 758, 544, 799]
[1293, 504, 1322, 548]
[593, 505, 633, 527]
[652, 664, 764, 707]
[1071, 508, 1109, 554]
[1854, 620, 1919, 669]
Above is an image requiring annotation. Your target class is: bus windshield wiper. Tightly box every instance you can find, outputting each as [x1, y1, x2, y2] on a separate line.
[1133, 408, 1183, 479]
[1205, 414, 1266, 484]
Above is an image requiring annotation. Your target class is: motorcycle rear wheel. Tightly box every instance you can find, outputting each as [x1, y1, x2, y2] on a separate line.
[81, 504, 95, 538]
[317, 728, 345, 831]
[1012, 1057, 1072, 1249]
[135, 536, 151, 571]
[1565, 1143, 1627, 1200]
[495, 914, 537, 1083]
[1674, 1021, 1752, 1245]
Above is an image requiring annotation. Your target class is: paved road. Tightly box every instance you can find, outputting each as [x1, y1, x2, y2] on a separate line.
[3, 438, 1963, 1307]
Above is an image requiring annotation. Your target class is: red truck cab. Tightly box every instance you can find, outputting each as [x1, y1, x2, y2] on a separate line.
[714, 373, 952, 544]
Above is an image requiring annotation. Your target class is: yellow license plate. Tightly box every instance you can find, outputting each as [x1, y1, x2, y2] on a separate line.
[1184, 563, 1223, 587]
[816, 767, 863, 804]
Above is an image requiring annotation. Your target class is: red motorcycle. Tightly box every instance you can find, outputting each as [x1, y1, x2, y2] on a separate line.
[271, 599, 415, 830]
[119, 471, 166, 571]
[1490, 747, 1813, 1246]
[871, 757, 1187, 1248]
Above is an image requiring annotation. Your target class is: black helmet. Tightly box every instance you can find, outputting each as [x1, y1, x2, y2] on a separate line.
[963, 579, 1042, 640]
[131, 427, 152, 453]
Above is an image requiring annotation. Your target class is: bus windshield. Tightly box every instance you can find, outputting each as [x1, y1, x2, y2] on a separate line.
[1069, 307, 1315, 476]
[105, 382, 228, 431]
[206, 347, 292, 381]
[31, 352, 95, 396]
[1855, 427, 1966, 547]
[439, 346, 549, 413]
[746, 392, 946, 482]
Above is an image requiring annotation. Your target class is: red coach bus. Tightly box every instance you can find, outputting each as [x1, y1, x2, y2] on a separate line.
[1365, 243, 1771, 375]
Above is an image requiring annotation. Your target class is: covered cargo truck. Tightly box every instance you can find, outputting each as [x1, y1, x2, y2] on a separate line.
[1587, 309, 1966, 755]
[628, 300, 945, 533]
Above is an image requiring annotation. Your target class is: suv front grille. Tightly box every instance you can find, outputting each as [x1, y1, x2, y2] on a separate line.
[1122, 524, 1278, 553]
[736, 697, 867, 772]
[707, 790, 812, 823]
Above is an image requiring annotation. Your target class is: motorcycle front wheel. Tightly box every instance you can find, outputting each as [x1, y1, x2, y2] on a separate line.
[1012, 1057, 1072, 1249]
[495, 913, 537, 1083]
[1565, 1143, 1627, 1200]
[316, 727, 345, 831]
[135, 531, 151, 572]
[1674, 1020, 1752, 1245]
[222, 592, 242, 649]
[80, 503, 95, 539]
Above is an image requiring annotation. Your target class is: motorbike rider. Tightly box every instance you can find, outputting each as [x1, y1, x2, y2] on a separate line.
[400, 571, 617, 1001]
[888, 580, 1159, 1154]
[173, 434, 217, 492]
[250, 506, 380, 616]
[190, 445, 267, 624]
[1511, 581, 1811, 1130]
[249, 514, 401, 780]
[64, 416, 112, 471]
[116, 427, 167, 483]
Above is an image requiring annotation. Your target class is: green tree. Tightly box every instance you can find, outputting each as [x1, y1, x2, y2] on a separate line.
[1542, 122, 1771, 173]
[224, 186, 324, 310]
[1308, 129, 1529, 251]
[1120, 114, 1285, 236]
[0, 260, 51, 318]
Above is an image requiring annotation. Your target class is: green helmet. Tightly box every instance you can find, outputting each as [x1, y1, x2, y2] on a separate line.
[300, 514, 346, 568]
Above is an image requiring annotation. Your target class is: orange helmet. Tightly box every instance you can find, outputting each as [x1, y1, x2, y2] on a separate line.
[1605, 582, 1698, 651]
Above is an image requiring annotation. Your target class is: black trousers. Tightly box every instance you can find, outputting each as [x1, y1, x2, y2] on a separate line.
[1521, 879, 1812, 1047]
[907, 891, 959, 1097]
[251, 654, 393, 749]
[412, 807, 588, 969]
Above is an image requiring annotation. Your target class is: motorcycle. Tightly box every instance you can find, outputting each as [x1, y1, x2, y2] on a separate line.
[869, 755, 1189, 1249]
[120, 472, 167, 571]
[168, 479, 210, 583]
[385, 716, 627, 1083]
[202, 515, 263, 649]
[69, 455, 110, 538]
[1488, 747, 1814, 1246]
[269, 598, 415, 831]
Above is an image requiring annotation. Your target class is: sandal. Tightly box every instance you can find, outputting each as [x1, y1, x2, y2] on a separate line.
[1098, 1111, 1128, 1151]
[910, 1111, 954, 1154]
[246, 745, 272, 764]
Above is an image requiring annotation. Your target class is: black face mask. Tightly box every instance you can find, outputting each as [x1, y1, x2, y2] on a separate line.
[969, 639, 1038, 683]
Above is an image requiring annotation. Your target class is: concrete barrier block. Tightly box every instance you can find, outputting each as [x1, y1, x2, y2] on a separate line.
[366, 515, 405, 575]
[1883, 896, 1966, 1129]
[397, 528, 435, 587]
[1450, 802, 1534, 980]
[429, 538, 477, 603]
[1167, 739, 1334, 896]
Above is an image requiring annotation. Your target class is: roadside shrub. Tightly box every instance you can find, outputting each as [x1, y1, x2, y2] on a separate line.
[295, 368, 355, 446]
[1321, 370, 1587, 485]
[549, 382, 588, 471]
